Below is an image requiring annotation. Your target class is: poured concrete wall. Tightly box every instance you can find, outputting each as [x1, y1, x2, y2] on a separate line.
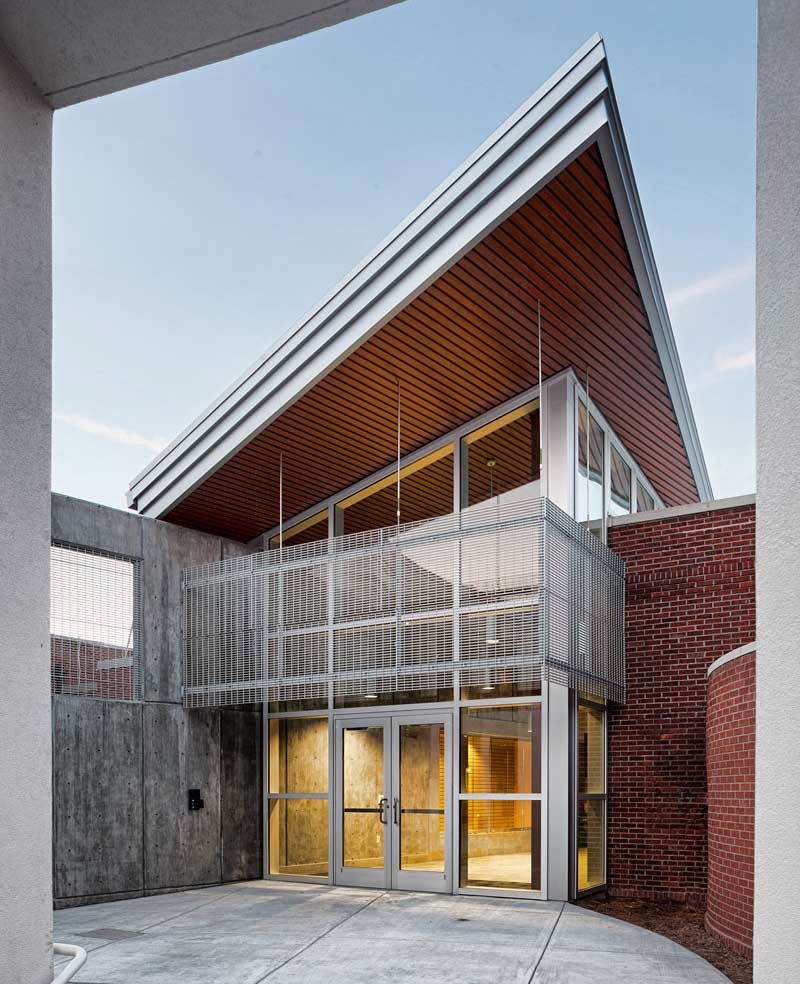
[0, 46, 54, 984]
[51, 494, 263, 907]
[754, 1, 800, 977]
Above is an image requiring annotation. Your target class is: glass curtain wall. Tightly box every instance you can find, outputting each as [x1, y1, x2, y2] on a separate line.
[338, 446, 454, 535]
[269, 509, 329, 548]
[461, 402, 540, 508]
[459, 703, 543, 891]
[608, 445, 632, 517]
[635, 479, 655, 512]
[576, 401, 605, 533]
[576, 700, 606, 893]
[268, 718, 330, 877]
[398, 721, 446, 874]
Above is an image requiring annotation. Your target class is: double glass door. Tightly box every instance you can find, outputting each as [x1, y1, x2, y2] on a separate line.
[334, 712, 451, 892]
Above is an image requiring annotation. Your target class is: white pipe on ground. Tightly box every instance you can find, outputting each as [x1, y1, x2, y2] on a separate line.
[52, 943, 87, 984]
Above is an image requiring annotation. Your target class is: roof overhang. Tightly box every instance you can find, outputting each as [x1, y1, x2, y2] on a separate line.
[0, 0, 403, 108]
[127, 35, 712, 531]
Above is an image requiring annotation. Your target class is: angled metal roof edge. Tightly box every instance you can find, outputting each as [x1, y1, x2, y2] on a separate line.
[596, 43, 713, 501]
[127, 32, 710, 516]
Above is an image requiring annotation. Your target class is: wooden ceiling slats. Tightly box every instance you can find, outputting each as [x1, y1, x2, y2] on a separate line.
[569, 151, 621, 224]
[403, 296, 535, 390]
[539, 183, 638, 292]
[391, 308, 525, 400]
[164, 146, 699, 540]
[473, 237, 684, 443]
[489, 220, 658, 377]
[477, 228, 675, 418]
[456, 237, 662, 403]
[517, 197, 647, 328]
[576, 151, 622, 211]
[554, 165, 629, 255]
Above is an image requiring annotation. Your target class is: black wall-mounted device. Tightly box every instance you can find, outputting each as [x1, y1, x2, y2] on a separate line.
[188, 788, 204, 811]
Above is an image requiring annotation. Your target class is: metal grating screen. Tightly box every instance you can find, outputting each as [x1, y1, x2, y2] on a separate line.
[181, 497, 625, 707]
[50, 542, 142, 701]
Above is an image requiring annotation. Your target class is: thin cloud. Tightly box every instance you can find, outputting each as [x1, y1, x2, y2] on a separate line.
[54, 410, 166, 453]
[667, 259, 754, 309]
[698, 345, 755, 387]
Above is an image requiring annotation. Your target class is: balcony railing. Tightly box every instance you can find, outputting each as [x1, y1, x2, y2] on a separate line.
[181, 496, 625, 707]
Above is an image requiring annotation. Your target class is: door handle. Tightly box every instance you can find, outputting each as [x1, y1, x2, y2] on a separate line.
[378, 796, 388, 824]
[393, 797, 399, 825]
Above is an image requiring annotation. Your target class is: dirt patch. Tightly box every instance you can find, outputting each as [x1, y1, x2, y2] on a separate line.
[576, 899, 752, 984]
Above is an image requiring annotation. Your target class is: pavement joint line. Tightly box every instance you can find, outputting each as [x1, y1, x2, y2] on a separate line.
[54, 884, 246, 979]
[252, 890, 387, 982]
[525, 901, 565, 983]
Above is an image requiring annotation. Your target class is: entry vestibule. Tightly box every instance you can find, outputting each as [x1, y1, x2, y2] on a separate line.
[265, 689, 563, 901]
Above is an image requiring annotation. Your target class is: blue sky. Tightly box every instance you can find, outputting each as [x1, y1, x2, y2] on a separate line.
[52, 0, 756, 511]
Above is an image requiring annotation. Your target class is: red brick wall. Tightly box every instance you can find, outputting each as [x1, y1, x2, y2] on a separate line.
[606, 502, 755, 903]
[706, 649, 755, 955]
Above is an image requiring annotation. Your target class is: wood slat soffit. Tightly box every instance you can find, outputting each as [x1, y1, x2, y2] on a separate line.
[165, 145, 699, 541]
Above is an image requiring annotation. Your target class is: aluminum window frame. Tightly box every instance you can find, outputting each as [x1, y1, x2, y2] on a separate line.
[262, 687, 548, 900]
[264, 714, 333, 885]
[259, 377, 552, 548]
[571, 375, 662, 539]
[572, 694, 608, 898]
[259, 368, 659, 551]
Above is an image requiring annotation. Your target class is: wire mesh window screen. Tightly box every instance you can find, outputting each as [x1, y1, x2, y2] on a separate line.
[50, 542, 142, 701]
[181, 497, 625, 707]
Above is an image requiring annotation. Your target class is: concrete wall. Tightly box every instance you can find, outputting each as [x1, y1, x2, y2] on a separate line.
[754, 1, 800, 977]
[1, 1, 404, 108]
[0, 46, 54, 984]
[51, 494, 263, 907]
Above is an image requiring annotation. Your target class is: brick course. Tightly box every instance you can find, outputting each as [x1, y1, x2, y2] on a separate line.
[606, 503, 755, 904]
[705, 649, 755, 956]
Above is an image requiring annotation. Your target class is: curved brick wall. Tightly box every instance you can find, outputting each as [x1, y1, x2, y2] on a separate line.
[706, 647, 756, 956]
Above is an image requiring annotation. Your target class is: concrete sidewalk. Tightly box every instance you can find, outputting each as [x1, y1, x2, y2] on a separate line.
[53, 880, 730, 983]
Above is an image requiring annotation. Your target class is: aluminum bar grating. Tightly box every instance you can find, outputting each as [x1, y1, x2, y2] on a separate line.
[181, 496, 625, 706]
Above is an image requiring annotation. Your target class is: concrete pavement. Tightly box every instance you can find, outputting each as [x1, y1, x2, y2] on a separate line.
[53, 880, 730, 983]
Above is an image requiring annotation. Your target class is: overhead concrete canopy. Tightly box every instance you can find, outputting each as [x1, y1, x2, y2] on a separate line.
[0, 0, 402, 108]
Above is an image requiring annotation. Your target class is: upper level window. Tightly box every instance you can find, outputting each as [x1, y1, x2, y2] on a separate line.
[50, 542, 141, 701]
[270, 509, 328, 549]
[338, 445, 454, 536]
[576, 402, 604, 524]
[635, 480, 655, 513]
[462, 402, 540, 508]
[608, 445, 632, 516]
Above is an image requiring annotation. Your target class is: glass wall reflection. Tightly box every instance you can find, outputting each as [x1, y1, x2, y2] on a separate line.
[399, 722, 445, 872]
[459, 800, 541, 891]
[459, 703, 542, 891]
[269, 799, 329, 877]
[462, 403, 540, 508]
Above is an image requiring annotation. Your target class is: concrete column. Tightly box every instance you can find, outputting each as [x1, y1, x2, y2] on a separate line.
[754, 1, 800, 978]
[0, 44, 54, 984]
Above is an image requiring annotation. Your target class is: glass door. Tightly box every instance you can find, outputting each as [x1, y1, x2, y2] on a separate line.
[392, 714, 451, 893]
[334, 712, 452, 892]
[335, 717, 391, 888]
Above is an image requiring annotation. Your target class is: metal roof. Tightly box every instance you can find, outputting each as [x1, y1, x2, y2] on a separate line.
[127, 34, 712, 524]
